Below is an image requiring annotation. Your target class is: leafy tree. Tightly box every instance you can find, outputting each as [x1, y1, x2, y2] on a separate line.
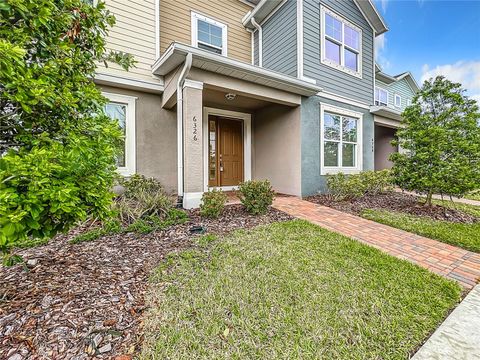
[0, 0, 135, 260]
[391, 76, 480, 206]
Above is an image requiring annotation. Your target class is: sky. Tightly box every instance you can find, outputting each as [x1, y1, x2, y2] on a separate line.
[372, 0, 480, 102]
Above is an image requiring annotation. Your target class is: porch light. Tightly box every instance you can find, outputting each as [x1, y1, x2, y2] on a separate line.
[225, 93, 237, 101]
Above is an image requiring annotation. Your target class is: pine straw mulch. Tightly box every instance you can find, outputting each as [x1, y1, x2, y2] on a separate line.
[306, 191, 479, 223]
[0, 205, 293, 360]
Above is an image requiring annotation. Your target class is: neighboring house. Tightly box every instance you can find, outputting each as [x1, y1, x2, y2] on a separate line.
[94, 0, 417, 208]
[372, 65, 419, 170]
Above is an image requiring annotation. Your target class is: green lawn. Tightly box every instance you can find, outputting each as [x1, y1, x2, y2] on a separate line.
[465, 191, 480, 202]
[362, 202, 480, 253]
[141, 220, 460, 359]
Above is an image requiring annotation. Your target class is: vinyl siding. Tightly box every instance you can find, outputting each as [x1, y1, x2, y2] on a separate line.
[261, 0, 297, 76]
[303, 0, 375, 104]
[160, 0, 252, 64]
[376, 78, 416, 111]
[98, 0, 157, 81]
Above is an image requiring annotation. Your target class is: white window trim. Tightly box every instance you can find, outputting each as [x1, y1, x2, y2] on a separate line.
[394, 94, 402, 108]
[102, 92, 137, 177]
[406, 99, 412, 106]
[320, 6, 363, 79]
[375, 86, 389, 106]
[191, 11, 228, 56]
[320, 103, 363, 175]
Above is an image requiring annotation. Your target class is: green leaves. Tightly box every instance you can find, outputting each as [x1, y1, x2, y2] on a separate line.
[0, 0, 134, 258]
[392, 76, 480, 202]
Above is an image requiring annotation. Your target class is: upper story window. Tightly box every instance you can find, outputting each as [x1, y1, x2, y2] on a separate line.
[191, 12, 228, 56]
[321, 6, 362, 78]
[394, 94, 402, 107]
[375, 87, 388, 106]
[103, 93, 136, 176]
[406, 99, 412, 107]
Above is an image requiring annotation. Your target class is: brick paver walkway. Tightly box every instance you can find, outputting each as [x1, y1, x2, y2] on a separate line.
[273, 196, 480, 289]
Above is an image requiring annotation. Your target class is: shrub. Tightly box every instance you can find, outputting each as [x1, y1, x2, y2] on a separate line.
[238, 180, 275, 215]
[126, 209, 188, 234]
[199, 190, 228, 218]
[114, 175, 174, 225]
[326, 170, 393, 201]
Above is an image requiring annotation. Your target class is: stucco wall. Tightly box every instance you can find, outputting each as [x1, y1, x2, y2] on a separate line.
[99, 85, 177, 193]
[374, 125, 397, 170]
[253, 104, 302, 196]
[301, 96, 374, 196]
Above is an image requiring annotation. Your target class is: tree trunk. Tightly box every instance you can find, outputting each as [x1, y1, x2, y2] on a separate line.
[425, 190, 433, 207]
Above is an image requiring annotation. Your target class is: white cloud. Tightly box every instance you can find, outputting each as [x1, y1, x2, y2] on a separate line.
[375, 33, 390, 70]
[421, 61, 480, 103]
[380, 0, 388, 13]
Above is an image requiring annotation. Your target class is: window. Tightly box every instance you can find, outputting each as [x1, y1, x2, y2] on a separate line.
[394, 94, 401, 107]
[375, 87, 388, 106]
[406, 99, 411, 106]
[321, 6, 362, 78]
[191, 12, 227, 56]
[321, 104, 363, 174]
[103, 93, 136, 176]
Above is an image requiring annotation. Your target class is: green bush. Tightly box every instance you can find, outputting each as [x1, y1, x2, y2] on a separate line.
[238, 180, 275, 215]
[114, 175, 174, 225]
[326, 170, 393, 201]
[126, 209, 188, 234]
[199, 190, 228, 218]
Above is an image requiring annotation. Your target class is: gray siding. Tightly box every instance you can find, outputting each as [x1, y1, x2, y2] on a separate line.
[261, 0, 297, 76]
[301, 95, 374, 197]
[303, 0, 375, 104]
[376, 78, 416, 111]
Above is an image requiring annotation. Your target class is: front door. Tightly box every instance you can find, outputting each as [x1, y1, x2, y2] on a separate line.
[208, 115, 243, 187]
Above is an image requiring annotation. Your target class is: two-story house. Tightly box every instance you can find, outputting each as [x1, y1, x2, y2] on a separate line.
[371, 64, 419, 170]
[95, 0, 417, 208]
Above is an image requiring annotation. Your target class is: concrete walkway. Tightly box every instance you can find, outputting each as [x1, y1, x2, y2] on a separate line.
[412, 284, 480, 360]
[395, 189, 480, 207]
[273, 196, 480, 289]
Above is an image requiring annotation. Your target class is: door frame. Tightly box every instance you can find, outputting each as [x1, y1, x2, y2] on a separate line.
[203, 107, 252, 192]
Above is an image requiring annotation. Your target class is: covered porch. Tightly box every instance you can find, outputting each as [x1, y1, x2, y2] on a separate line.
[371, 106, 403, 171]
[153, 43, 321, 208]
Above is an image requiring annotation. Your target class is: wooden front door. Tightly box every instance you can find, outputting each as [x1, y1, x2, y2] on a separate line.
[208, 116, 243, 187]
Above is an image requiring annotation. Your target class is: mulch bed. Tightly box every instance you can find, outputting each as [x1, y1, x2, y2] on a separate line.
[0, 205, 293, 360]
[306, 192, 478, 223]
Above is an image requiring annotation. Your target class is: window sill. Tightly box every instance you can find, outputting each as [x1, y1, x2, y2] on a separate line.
[321, 167, 362, 176]
[321, 58, 362, 79]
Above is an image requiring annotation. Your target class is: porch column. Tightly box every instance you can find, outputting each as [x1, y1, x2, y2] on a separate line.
[182, 80, 204, 209]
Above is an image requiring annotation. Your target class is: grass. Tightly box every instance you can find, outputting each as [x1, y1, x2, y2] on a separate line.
[141, 220, 460, 359]
[465, 190, 480, 202]
[362, 200, 480, 253]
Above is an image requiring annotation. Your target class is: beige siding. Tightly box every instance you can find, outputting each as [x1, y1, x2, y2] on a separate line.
[98, 0, 158, 81]
[160, 0, 252, 64]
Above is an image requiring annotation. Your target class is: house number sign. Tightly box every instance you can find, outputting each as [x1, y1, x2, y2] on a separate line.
[192, 115, 198, 141]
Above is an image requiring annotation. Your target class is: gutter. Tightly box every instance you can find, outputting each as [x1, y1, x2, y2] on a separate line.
[250, 18, 262, 67]
[176, 53, 193, 202]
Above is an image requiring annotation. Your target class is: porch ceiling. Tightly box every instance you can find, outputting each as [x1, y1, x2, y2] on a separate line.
[203, 87, 270, 111]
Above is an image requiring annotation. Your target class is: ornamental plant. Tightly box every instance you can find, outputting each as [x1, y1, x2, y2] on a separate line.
[199, 189, 228, 218]
[0, 0, 135, 260]
[238, 180, 275, 215]
[391, 76, 480, 206]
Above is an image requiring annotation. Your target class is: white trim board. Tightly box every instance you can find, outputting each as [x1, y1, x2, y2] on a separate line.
[102, 92, 137, 177]
[202, 107, 252, 193]
[318, 91, 370, 110]
[320, 103, 364, 175]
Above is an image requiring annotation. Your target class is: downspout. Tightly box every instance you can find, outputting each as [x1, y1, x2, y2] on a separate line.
[176, 53, 193, 204]
[251, 17, 262, 67]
